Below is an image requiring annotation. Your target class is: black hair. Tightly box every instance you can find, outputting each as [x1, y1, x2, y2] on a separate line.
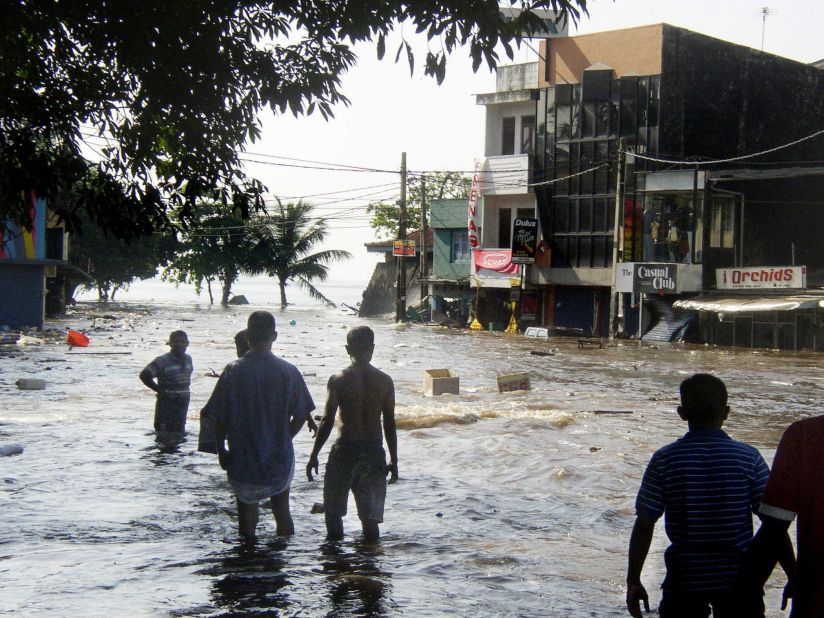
[246, 311, 276, 344]
[169, 330, 188, 341]
[679, 373, 727, 422]
[346, 326, 374, 352]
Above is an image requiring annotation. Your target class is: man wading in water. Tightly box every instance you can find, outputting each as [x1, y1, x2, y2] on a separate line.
[306, 326, 398, 542]
[210, 311, 315, 541]
[139, 330, 193, 441]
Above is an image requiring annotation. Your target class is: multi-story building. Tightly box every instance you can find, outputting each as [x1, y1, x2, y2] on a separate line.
[471, 23, 824, 348]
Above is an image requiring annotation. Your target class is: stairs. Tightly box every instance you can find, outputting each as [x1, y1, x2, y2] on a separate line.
[642, 296, 694, 342]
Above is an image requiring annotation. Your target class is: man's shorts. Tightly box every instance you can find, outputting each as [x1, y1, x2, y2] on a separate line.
[229, 460, 295, 505]
[323, 440, 387, 523]
[154, 393, 190, 434]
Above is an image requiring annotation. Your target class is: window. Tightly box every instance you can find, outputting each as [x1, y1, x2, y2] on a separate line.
[520, 115, 535, 154]
[710, 197, 735, 249]
[450, 230, 469, 263]
[498, 208, 512, 248]
[502, 117, 515, 155]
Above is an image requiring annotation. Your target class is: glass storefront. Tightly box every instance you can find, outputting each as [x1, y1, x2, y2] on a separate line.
[536, 73, 661, 269]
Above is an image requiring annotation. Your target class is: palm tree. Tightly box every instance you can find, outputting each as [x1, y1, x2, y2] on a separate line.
[249, 199, 351, 307]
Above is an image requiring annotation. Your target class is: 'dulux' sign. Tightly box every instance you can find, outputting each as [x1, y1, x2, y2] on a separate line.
[511, 217, 538, 265]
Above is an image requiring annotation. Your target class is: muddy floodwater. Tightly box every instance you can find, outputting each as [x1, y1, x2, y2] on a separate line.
[1, 297, 818, 616]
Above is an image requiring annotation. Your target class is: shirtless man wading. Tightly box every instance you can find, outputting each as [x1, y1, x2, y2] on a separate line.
[307, 326, 398, 542]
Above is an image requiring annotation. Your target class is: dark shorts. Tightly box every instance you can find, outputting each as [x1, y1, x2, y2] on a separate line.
[154, 393, 190, 434]
[659, 588, 765, 618]
[323, 440, 387, 523]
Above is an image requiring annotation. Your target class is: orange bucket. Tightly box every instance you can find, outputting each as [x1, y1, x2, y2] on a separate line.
[66, 330, 90, 347]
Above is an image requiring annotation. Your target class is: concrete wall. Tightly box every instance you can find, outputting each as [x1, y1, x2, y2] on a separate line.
[431, 200, 471, 281]
[539, 24, 664, 86]
[484, 101, 537, 157]
[496, 62, 539, 91]
[359, 257, 423, 318]
[0, 263, 46, 329]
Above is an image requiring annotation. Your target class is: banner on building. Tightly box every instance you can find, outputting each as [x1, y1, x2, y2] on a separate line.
[511, 217, 538, 264]
[392, 240, 416, 257]
[473, 249, 519, 275]
[634, 263, 678, 295]
[467, 161, 482, 250]
[716, 266, 806, 290]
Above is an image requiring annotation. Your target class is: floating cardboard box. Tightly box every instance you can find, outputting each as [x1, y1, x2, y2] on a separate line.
[423, 368, 460, 396]
[16, 378, 46, 390]
[497, 372, 530, 393]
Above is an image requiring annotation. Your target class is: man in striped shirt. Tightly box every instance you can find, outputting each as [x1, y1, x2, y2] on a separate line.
[626, 374, 771, 617]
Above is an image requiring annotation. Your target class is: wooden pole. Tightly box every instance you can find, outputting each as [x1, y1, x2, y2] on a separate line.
[395, 152, 408, 322]
[420, 175, 428, 312]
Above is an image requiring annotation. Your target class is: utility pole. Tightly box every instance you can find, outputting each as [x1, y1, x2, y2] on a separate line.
[395, 152, 408, 322]
[609, 139, 626, 339]
[419, 174, 428, 312]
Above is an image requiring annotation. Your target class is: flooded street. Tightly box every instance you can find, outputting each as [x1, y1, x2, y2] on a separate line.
[1, 296, 818, 616]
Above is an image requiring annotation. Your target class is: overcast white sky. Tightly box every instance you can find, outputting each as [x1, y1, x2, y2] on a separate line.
[241, 0, 824, 292]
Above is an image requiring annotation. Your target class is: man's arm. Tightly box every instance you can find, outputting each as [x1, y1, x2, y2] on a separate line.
[139, 367, 159, 393]
[382, 377, 398, 484]
[306, 376, 339, 481]
[737, 514, 794, 602]
[215, 417, 229, 470]
[626, 515, 655, 618]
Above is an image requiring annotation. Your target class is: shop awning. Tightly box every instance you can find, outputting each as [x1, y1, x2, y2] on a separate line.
[673, 295, 824, 313]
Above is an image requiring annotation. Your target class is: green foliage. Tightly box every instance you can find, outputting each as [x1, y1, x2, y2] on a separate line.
[69, 211, 177, 302]
[162, 202, 255, 305]
[1, 1, 586, 238]
[247, 200, 352, 307]
[368, 172, 471, 238]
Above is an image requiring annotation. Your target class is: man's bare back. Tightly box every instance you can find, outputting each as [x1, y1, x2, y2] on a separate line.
[330, 363, 393, 443]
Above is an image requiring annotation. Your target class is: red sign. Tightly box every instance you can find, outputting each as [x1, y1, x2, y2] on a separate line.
[467, 161, 482, 249]
[473, 249, 519, 274]
[393, 240, 416, 257]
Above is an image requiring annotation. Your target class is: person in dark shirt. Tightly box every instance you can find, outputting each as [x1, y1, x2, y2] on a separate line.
[209, 312, 315, 541]
[626, 373, 788, 618]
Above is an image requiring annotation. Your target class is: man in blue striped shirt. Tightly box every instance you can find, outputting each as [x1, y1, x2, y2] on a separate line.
[626, 374, 771, 617]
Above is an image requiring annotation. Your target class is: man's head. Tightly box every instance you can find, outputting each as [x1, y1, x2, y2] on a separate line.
[345, 326, 374, 363]
[168, 330, 189, 356]
[678, 373, 729, 428]
[246, 311, 277, 349]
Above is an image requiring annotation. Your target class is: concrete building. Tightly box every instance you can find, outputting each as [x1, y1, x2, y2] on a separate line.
[1, 195, 70, 329]
[525, 23, 824, 348]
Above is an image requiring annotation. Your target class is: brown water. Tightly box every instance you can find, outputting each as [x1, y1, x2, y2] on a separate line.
[1, 299, 817, 616]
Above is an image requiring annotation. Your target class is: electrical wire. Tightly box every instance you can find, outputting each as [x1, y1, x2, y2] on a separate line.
[627, 128, 824, 166]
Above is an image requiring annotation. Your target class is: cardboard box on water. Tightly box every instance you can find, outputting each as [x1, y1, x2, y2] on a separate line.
[423, 369, 460, 396]
[497, 372, 530, 393]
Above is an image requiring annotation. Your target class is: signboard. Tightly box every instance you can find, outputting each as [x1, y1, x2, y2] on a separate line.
[511, 217, 538, 265]
[393, 240, 416, 257]
[634, 263, 678, 295]
[473, 249, 519, 274]
[614, 263, 636, 293]
[716, 266, 806, 290]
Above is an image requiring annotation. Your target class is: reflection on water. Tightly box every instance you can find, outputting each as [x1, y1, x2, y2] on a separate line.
[0, 299, 817, 616]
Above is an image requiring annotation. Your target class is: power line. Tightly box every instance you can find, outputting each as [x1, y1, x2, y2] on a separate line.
[627, 127, 824, 166]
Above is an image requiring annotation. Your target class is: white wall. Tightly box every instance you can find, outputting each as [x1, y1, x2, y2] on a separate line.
[483, 101, 537, 157]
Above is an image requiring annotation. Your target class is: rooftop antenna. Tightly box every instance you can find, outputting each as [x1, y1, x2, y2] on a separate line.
[760, 6, 772, 50]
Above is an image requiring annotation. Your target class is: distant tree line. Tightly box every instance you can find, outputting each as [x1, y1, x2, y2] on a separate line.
[70, 199, 350, 307]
